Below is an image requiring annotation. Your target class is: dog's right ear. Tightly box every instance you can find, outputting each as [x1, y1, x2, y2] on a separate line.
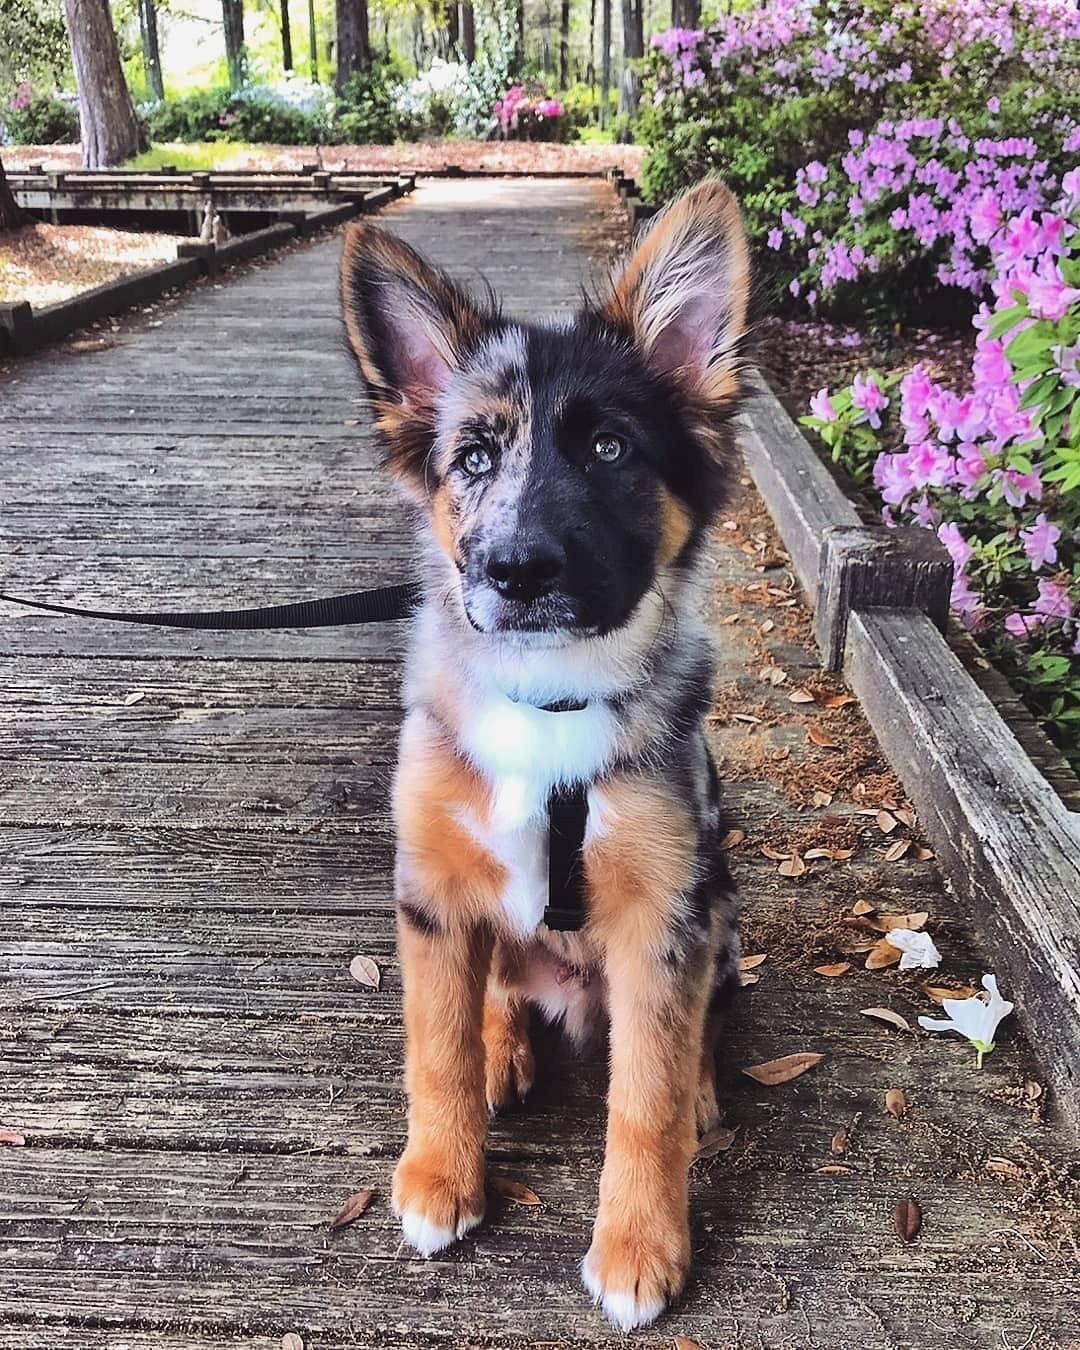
[340, 222, 488, 489]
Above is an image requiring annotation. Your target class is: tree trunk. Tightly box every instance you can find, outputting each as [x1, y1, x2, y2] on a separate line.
[447, 0, 459, 53]
[460, 1, 475, 60]
[280, 0, 294, 70]
[588, 0, 597, 94]
[508, 0, 524, 76]
[335, 0, 370, 89]
[559, 0, 570, 87]
[0, 157, 27, 232]
[600, 0, 611, 127]
[671, 0, 700, 27]
[222, 0, 246, 88]
[140, 0, 165, 101]
[308, 0, 319, 79]
[618, 0, 642, 117]
[64, 0, 147, 168]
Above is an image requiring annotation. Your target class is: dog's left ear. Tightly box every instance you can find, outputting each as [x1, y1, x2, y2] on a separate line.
[601, 179, 750, 414]
[340, 221, 489, 490]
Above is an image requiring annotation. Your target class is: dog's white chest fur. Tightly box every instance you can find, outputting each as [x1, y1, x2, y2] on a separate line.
[455, 693, 617, 934]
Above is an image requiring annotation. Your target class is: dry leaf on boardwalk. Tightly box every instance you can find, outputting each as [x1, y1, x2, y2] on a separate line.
[853, 898, 876, 916]
[831, 1127, 848, 1155]
[811, 789, 834, 807]
[814, 962, 851, 977]
[884, 838, 913, 861]
[789, 688, 816, 703]
[740, 954, 768, 970]
[0, 1128, 25, 1146]
[876, 810, 899, 834]
[807, 725, 840, 748]
[779, 854, 807, 877]
[761, 844, 789, 860]
[866, 938, 903, 970]
[985, 1157, 1025, 1181]
[675, 1337, 705, 1350]
[924, 983, 978, 1004]
[329, 1188, 375, 1231]
[349, 955, 381, 990]
[761, 665, 788, 686]
[871, 910, 929, 933]
[885, 1089, 908, 1119]
[123, 691, 146, 706]
[743, 1052, 824, 1086]
[822, 693, 856, 709]
[491, 1177, 541, 1205]
[720, 828, 746, 849]
[893, 1197, 922, 1242]
[282, 1334, 305, 1350]
[696, 1125, 738, 1160]
[861, 1007, 913, 1033]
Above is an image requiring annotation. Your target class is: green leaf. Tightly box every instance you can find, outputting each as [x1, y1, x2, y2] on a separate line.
[987, 303, 1027, 340]
[1018, 373, 1058, 412]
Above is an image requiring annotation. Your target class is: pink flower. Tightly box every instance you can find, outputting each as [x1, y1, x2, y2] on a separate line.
[1020, 513, 1061, 570]
[950, 571, 983, 625]
[938, 521, 973, 570]
[1004, 611, 1045, 638]
[1001, 465, 1043, 508]
[873, 451, 915, 505]
[1034, 580, 1074, 620]
[809, 387, 838, 421]
[954, 442, 988, 490]
[851, 372, 888, 429]
[767, 228, 783, 250]
[907, 441, 954, 488]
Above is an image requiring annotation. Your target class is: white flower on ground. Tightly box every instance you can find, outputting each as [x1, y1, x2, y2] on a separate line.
[885, 928, 942, 970]
[918, 974, 1014, 1067]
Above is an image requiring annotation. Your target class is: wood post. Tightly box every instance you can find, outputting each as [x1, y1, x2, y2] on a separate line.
[816, 525, 953, 672]
[0, 302, 34, 356]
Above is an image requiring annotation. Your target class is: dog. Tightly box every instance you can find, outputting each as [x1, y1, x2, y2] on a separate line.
[339, 179, 750, 1331]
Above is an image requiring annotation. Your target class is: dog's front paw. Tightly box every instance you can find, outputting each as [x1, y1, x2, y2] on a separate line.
[392, 1146, 485, 1257]
[582, 1216, 690, 1331]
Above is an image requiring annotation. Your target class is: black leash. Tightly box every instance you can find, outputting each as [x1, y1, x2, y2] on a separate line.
[0, 580, 588, 931]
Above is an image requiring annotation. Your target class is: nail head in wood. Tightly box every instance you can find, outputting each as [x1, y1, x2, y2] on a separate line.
[816, 525, 953, 671]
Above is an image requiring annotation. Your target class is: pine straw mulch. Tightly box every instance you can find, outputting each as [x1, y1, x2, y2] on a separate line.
[0, 220, 185, 308]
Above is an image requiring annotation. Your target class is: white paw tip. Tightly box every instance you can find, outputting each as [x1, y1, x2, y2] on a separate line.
[581, 1257, 667, 1331]
[399, 1208, 482, 1257]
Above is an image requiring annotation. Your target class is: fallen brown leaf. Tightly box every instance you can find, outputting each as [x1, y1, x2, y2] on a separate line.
[719, 828, 746, 850]
[872, 910, 929, 933]
[0, 1128, 25, 1146]
[491, 1177, 541, 1205]
[876, 810, 899, 834]
[814, 962, 851, 977]
[922, 983, 978, 1004]
[743, 1052, 824, 1086]
[740, 954, 768, 970]
[760, 619, 776, 633]
[674, 1337, 705, 1350]
[740, 971, 761, 987]
[893, 806, 917, 828]
[349, 955, 381, 990]
[719, 613, 740, 626]
[123, 691, 146, 706]
[852, 899, 876, 916]
[760, 844, 789, 860]
[760, 665, 788, 686]
[985, 1157, 1025, 1182]
[771, 746, 792, 761]
[885, 1088, 908, 1119]
[884, 838, 913, 861]
[807, 725, 840, 749]
[695, 1125, 737, 1160]
[778, 854, 807, 877]
[893, 1196, 922, 1243]
[329, 1188, 374, 1231]
[861, 1007, 913, 1033]
[732, 712, 762, 725]
[811, 788, 834, 807]
[814, 1164, 854, 1174]
[912, 845, 935, 861]
[788, 688, 816, 704]
[282, 1335, 304, 1350]
[831, 1127, 848, 1156]
[822, 693, 857, 709]
[1024, 1080, 1044, 1101]
[866, 938, 902, 970]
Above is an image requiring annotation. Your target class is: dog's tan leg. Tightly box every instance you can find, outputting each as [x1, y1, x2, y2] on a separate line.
[483, 941, 535, 1112]
[392, 906, 493, 1255]
[694, 1035, 721, 1135]
[581, 928, 712, 1329]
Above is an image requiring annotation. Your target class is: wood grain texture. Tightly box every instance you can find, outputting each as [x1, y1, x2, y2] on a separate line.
[1, 179, 1077, 1350]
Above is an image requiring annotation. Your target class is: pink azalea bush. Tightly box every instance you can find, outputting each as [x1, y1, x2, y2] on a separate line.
[639, 0, 1079, 322]
[492, 85, 567, 141]
[803, 189, 1080, 761]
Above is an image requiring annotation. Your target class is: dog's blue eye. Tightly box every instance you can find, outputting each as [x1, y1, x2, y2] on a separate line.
[592, 434, 625, 464]
[462, 446, 494, 477]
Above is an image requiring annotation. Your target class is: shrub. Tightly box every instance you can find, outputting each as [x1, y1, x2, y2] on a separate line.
[332, 63, 412, 144]
[3, 84, 79, 144]
[638, 0, 1080, 322]
[803, 181, 1080, 765]
[492, 84, 573, 141]
[145, 79, 333, 145]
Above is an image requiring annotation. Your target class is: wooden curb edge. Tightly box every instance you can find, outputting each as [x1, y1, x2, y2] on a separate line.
[738, 372, 1080, 1133]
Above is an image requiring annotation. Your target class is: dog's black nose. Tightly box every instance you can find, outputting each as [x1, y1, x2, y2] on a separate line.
[485, 539, 565, 602]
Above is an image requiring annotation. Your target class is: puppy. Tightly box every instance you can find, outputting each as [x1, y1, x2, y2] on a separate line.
[340, 180, 749, 1331]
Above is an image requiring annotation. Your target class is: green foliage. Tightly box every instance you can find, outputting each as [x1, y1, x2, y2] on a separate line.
[144, 82, 332, 144]
[3, 90, 79, 144]
[0, 0, 70, 104]
[332, 63, 412, 144]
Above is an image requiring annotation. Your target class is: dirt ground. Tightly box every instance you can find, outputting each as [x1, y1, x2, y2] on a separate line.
[5, 139, 645, 177]
[0, 220, 185, 307]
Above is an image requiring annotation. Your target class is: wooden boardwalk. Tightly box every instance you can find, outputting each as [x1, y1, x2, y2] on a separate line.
[1, 179, 1077, 1350]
